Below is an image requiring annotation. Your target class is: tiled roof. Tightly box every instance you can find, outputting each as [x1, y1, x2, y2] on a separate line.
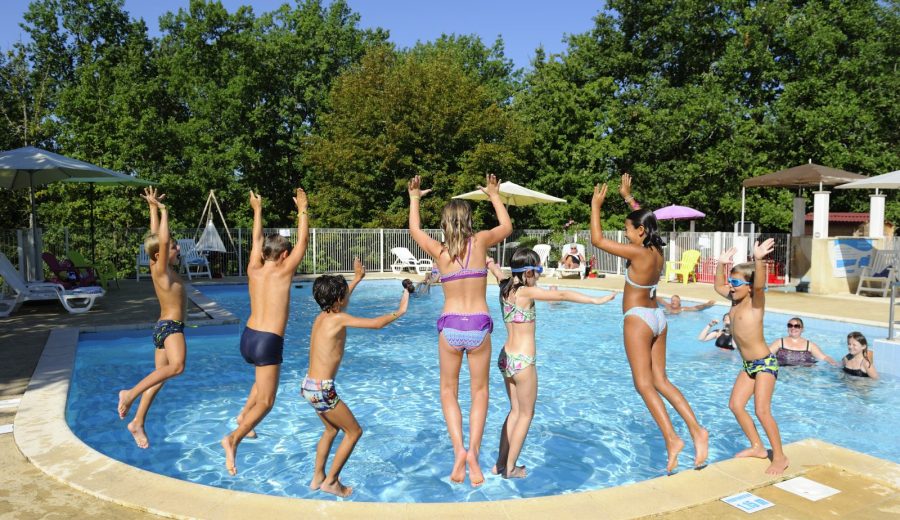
[804, 212, 869, 223]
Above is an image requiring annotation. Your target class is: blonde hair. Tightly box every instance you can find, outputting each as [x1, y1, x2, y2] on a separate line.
[144, 233, 160, 261]
[730, 262, 756, 284]
[440, 200, 474, 262]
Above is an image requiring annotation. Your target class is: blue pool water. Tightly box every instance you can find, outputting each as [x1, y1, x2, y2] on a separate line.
[67, 281, 898, 503]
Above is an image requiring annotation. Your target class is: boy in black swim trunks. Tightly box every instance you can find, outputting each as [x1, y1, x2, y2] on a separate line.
[714, 238, 789, 475]
[221, 188, 309, 476]
[302, 264, 409, 498]
[117, 187, 186, 449]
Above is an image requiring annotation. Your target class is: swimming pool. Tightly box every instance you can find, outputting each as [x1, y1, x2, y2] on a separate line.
[67, 281, 898, 503]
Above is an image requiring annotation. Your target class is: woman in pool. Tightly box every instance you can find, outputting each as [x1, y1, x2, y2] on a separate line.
[491, 247, 615, 478]
[590, 173, 708, 473]
[698, 313, 734, 350]
[767, 317, 838, 367]
[842, 332, 878, 379]
[407, 174, 511, 487]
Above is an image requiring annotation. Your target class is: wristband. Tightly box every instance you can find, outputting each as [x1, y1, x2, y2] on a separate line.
[300, 210, 307, 215]
[410, 195, 420, 201]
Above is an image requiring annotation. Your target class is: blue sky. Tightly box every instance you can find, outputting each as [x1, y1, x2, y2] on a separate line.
[1, 0, 603, 69]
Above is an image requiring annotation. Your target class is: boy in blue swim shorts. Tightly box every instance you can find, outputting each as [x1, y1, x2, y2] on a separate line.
[714, 238, 788, 476]
[221, 188, 309, 476]
[303, 263, 409, 498]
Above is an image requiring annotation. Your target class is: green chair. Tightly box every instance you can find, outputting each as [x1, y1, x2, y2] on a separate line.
[69, 250, 119, 289]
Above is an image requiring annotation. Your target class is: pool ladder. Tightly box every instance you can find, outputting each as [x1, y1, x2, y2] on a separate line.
[890, 281, 900, 340]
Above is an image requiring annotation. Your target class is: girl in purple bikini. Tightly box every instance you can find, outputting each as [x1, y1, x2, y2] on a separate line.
[407, 174, 512, 487]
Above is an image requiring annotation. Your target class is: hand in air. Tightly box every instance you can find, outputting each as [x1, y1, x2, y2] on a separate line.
[353, 257, 366, 280]
[479, 173, 501, 197]
[141, 186, 166, 209]
[618, 173, 632, 199]
[407, 176, 432, 200]
[293, 187, 308, 213]
[753, 238, 775, 260]
[249, 190, 262, 211]
[717, 246, 737, 264]
[592, 183, 608, 209]
[397, 290, 410, 315]
[709, 319, 719, 326]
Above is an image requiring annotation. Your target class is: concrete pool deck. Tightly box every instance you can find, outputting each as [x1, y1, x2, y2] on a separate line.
[2, 275, 898, 518]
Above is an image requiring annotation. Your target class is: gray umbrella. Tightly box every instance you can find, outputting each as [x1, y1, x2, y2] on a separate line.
[0, 146, 139, 279]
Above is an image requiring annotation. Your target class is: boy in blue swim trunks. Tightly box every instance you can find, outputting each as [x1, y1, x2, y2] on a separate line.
[303, 263, 409, 498]
[221, 188, 309, 476]
[118, 187, 186, 449]
[714, 238, 789, 475]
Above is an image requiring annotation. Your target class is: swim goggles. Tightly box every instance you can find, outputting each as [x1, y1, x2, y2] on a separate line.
[727, 277, 750, 287]
[510, 265, 543, 274]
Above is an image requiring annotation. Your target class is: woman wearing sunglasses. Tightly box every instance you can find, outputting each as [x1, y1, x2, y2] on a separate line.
[767, 317, 838, 367]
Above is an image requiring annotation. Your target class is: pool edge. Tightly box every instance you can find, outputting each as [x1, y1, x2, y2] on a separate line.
[14, 324, 900, 519]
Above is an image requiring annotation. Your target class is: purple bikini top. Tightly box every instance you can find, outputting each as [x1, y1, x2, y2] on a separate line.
[440, 237, 487, 283]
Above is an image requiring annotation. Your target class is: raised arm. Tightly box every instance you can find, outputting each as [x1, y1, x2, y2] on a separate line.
[142, 187, 170, 267]
[751, 239, 774, 309]
[714, 247, 736, 299]
[698, 319, 721, 341]
[346, 257, 365, 301]
[407, 176, 443, 257]
[341, 290, 409, 330]
[519, 286, 616, 305]
[248, 190, 263, 269]
[475, 174, 513, 247]
[284, 187, 309, 271]
[486, 257, 506, 284]
[141, 186, 166, 235]
[684, 300, 716, 312]
[590, 177, 643, 261]
[808, 341, 839, 367]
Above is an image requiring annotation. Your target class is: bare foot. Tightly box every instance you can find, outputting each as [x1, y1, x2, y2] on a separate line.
[320, 478, 353, 498]
[491, 464, 500, 475]
[766, 455, 789, 475]
[505, 465, 527, 479]
[666, 436, 685, 474]
[127, 420, 149, 449]
[735, 446, 768, 459]
[692, 428, 709, 469]
[236, 414, 257, 439]
[450, 447, 467, 483]
[117, 390, 131, 419]
[309, 472, 325, 490]
[467, 450, 484, 487]
[221, 436, 237, 476]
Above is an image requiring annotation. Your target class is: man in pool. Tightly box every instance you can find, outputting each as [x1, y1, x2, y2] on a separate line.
[221, 188, 309, 476]
[714, 239, 789, 475]
[117, 187, 185, 449]
[303, 266, 409, 498]
[658, 295, 715, 314]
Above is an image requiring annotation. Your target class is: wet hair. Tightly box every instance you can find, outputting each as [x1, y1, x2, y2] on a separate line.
[730, 262, 756, 285]
[847, 331, 868, 349]
[402, 279, 415, 293]
[788, 316, 804, 327]
[313, 275, 348, 312]
[263, 234, 293, 261]
[721, 313, 731, 333]
[144, 232, 160, 261]
[626, 209, 666, 256]
[440, 199, 475, 263]
[500, 247, 541, 304]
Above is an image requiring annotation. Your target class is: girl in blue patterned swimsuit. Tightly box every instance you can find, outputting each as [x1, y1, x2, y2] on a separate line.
[489, 248, 614, 478]
[407, 174, 512, 487]
[590, 174, 709, 474]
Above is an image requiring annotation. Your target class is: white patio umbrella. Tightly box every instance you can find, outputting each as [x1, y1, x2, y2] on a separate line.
[0, 146, 134, 279]
[835, 170, 900, 190]
[454, 181, 567, 264]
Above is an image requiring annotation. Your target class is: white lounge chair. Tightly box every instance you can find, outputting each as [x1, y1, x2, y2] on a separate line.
[856, 249, 899, 297]
[390, 247, 433, 275]
[177, 239, 212, 280]
[0, 252, 104, 314]
[136, 245, 151, 281]
[533, 244, 555, 277]
[555, 243, 586, 279]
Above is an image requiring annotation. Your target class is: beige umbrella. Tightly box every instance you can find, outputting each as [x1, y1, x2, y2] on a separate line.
[454, 181, 566, 264]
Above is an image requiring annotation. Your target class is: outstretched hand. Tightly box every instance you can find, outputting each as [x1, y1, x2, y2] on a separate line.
[407, 176, 432, 200]
[478, 173, 501, 197]
[718, 246, 737, 264]
[618, 173, 632, 199]
[353, 257, 366, 280]
[753, 238, 775, 260]
[397, 289, 410, 314]
[249, 190, 262, 211]
[293, 187, 308, 213]
[594, 293, 616, 305]
[592, 183, 608, 209]
[141, 186, 166, 209]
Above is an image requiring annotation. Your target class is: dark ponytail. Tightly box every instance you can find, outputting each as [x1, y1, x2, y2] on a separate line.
[500, 247, 541, 305]
[626, 209, 666, 256]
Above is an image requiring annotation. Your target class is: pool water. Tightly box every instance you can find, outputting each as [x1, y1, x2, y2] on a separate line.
[67, 281, 898, 503]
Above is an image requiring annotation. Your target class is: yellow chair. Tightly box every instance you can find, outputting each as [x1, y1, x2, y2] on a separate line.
[665, 249, 701, 285]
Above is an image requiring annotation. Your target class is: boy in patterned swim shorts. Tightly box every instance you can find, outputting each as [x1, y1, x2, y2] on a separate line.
[714, 238, 789, 475]
[303, 262, 409, 498]
[117, 187, 186, 449]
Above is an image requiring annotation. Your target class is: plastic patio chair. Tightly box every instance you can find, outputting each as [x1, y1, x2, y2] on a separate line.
[1, 252, 104, 314]
[555, 243, 586, 279]
[664, 249, 701, 285]
[69, 250, 119, 289]
[390, 247, 433, 275]
[856, 249, 899, 297]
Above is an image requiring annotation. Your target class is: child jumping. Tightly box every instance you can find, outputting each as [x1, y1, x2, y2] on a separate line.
[407, 174, 512, 486]
[590, 174, 708, 473]
[117, 187, 186, 449]
[222, 189, 309, 476]
[491, 247, 615, 478]
[303, 261, 410, 498]
[715, 239, 790, 475]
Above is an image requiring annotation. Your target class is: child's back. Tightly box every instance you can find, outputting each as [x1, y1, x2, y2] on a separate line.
[247, 259, 295, 336]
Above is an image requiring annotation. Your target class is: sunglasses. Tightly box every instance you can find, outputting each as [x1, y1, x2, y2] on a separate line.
[727, 277, 750, 287]
[787, 323, 803, 329]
